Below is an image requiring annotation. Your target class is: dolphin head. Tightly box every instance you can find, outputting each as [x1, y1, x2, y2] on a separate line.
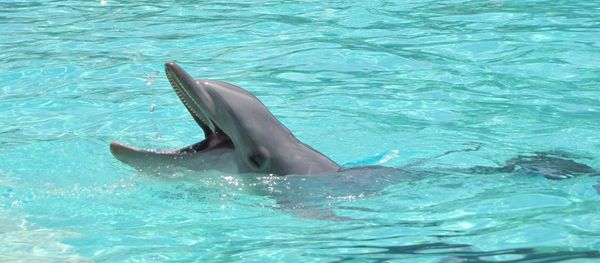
[110, 62, 340, 175]
[164, 62, 340, 175]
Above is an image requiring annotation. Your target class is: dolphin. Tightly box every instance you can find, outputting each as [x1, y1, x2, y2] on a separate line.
[110, 62, 598, 220]
[110, 62, 596, 181]
[110, 62, 341, 176]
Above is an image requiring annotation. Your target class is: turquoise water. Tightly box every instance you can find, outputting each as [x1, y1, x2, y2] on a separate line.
[2, 0, 600, 261]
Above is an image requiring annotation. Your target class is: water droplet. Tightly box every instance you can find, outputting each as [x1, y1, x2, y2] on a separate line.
[146, 71, 159, 86]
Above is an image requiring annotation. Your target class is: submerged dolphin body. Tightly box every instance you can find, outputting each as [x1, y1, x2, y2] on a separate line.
[110, 62, 340, 176]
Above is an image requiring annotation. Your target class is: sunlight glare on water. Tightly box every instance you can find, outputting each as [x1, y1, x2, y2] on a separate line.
[1, 0, 600, 262]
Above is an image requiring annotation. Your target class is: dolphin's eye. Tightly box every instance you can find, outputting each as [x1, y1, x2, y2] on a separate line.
[248, 152, 265, 169]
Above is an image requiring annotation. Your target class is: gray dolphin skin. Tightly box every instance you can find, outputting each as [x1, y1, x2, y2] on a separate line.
[110, 62, 341, 175]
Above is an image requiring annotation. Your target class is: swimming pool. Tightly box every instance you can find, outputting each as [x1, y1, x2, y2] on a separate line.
[1, 1, 600, 261]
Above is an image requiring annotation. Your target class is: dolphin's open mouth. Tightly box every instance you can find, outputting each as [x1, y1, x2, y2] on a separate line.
[109, 63, 234, 160]
[163, 62, 233, 154]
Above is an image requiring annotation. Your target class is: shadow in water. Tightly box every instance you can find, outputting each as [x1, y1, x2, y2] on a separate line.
[461, 150, 597, 180]
[323, 242, 600, 262]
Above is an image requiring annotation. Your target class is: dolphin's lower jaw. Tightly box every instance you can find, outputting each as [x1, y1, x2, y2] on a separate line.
[110, 62, 341, 175]
[109, 141, 237, 173]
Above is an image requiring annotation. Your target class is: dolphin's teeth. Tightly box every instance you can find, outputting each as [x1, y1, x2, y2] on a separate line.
[167, 69, 216, 133]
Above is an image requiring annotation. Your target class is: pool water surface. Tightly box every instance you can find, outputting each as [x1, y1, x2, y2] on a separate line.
[1, 1, 600, 262]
